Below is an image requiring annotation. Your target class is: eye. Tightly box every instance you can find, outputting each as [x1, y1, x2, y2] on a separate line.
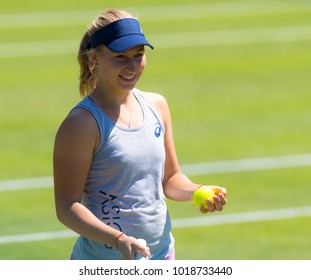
[115, 54, 126, 60]
[135, 52, 144, 58]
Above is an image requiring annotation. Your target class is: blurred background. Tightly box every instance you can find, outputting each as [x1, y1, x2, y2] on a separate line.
[0, 0, 311, 259]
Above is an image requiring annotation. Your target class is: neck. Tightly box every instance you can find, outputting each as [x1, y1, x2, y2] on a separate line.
[90, 86, 134, 108]
[90, 88, 139, 128]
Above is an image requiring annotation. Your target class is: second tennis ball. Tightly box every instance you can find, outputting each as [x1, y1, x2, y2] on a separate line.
[193, 186, 215, 210]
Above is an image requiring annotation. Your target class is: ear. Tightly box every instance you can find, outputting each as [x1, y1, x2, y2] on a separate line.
[87, 50, 98, 65]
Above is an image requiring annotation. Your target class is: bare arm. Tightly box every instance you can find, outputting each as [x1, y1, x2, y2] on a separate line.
[53, 109, 150, 259]
[146, 92, 227, 212]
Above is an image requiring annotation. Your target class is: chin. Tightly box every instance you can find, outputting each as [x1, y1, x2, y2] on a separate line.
[118, 84, 136, 92]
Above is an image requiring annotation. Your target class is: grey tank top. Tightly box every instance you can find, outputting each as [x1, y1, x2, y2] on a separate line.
[71, 88, 174, 260]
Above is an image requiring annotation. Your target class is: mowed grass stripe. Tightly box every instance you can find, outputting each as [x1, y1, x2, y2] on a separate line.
[1, 1, 310, 28]
[1, 24, 311, 58]
[1, 206, 310, 244]
[1, 153, 311, 192]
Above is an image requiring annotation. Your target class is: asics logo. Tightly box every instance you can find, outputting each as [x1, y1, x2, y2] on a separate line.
[154, 122, 162, 138]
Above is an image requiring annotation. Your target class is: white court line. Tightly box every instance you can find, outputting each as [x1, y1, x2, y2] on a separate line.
[151, 24, 311, 49]
[1, 153, 311, 192]
[172, 206, 311, 228]
[0, 230, 77, 244]
[181, 153, 311, 176]
[1, 24, 311, 58]
[0, 177, 53, 192]
[1, 1, 310, 29]
[0, 206, 310, 244]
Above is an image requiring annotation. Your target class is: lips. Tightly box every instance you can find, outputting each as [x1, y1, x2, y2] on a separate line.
[120, 73, 136, 81]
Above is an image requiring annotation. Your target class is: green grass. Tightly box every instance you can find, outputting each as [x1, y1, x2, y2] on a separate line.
[173, 217, 311, 260]
[1, 0, 311, 260]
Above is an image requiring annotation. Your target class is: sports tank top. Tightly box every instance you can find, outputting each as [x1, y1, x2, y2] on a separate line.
[71, 88, 174, 260]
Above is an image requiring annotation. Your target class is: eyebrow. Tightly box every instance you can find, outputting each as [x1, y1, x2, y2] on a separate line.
[121, 46, 145, 54]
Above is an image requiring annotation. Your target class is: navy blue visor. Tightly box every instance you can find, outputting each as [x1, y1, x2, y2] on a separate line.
[89, 18, 154, 52]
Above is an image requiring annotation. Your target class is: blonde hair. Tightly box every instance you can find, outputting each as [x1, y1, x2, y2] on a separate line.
[78, 9, 136, 97]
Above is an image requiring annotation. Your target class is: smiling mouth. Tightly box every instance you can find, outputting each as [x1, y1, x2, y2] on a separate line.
[120, 73, 136, 81]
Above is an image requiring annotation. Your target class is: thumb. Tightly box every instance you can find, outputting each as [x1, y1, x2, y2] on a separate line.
[135, 239, 151, 260]
[212, 186, 227, 196]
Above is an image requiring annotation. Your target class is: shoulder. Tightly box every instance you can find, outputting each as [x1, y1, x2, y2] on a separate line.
[141, 91, 172, 129]
[55, 107, 99, 149]
[143, 91, 170, 116]
[61, 108, 97, 132]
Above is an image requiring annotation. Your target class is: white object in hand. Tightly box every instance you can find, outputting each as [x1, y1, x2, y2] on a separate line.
[135, 239, 148, 260]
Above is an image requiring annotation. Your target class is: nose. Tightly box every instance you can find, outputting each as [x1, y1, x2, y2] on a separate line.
[125, 58, 139, 72]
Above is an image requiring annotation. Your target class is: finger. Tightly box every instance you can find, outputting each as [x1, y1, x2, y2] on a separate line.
[142, 247, 151, 259]
[206, 198, 215, 211]
[200, 199, 215, 213]
[199, 204, 209, 213]
[135, 239, 151, 259]
[213, 186, 227, 196]
[135, 247, 151, 260]
[218, 193, 227, 205]
[213, 196, 224, 211]
[139, 245, 150, 256]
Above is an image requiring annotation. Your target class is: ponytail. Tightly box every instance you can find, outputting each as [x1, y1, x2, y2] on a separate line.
[77, 32, 97, 97]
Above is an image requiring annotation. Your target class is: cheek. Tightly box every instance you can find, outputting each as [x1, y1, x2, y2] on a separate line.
[139, 56, 147, 71]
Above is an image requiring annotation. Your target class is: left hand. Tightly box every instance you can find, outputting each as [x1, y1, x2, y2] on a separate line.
[199, 186, 227, 214]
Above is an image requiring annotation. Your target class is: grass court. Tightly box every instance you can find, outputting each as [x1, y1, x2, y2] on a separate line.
[0, 0, 311, 259]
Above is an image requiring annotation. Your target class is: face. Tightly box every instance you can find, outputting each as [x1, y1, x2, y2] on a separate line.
[91, 45, 147, 93]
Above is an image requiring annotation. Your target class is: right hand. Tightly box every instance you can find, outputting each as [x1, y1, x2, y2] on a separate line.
[118, 234, 151, 260]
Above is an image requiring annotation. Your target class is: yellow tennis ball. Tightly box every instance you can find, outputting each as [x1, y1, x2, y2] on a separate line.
[193, 186, 215, 210]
